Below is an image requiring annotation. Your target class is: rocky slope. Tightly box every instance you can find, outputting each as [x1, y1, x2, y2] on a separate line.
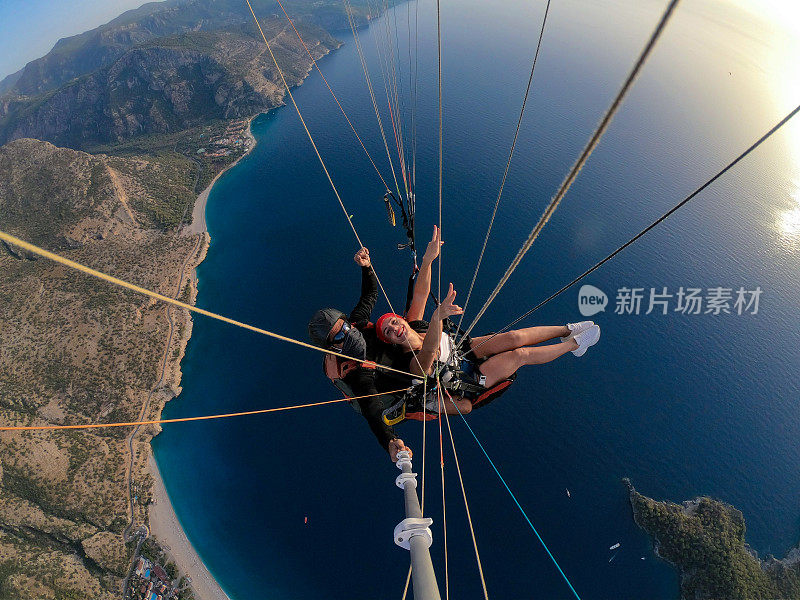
[0, 0, 376, 99]
[0, 21, 339, 149]
[0, 1, 391, 596]
[626, 479, 800, 600]
[0, 138, 205, 599]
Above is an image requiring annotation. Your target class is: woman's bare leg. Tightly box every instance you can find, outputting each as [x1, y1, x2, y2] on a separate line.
[469, 325, 570, 359]
[478, 340, 577, 387]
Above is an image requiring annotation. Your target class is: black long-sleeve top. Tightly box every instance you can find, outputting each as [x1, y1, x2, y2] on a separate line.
[349, 266, 379, 331]
[343, 266, 398, 452]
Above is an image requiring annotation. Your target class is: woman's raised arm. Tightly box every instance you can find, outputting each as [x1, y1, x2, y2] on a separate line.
[410, 283, 462, 376]
[406, 225, 443, 322]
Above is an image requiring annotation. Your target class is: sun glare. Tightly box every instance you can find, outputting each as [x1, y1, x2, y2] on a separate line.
[730, 0, 800, 162]
[756, 1, 800, 161]
[733, 0, 800, 37]
[777, 183, 800, 242]
[779, 206, 800, 237]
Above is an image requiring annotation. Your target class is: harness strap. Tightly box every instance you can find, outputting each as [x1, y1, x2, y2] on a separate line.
[472, 378, 515, 408]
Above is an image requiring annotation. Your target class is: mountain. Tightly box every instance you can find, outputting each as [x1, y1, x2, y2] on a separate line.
[0, 138, 205, 599]
[0, 0, 374, 99]
[0, 0, 386, 150]
[0, 24, 336, 149]
[0, 2, 393, 596]
[0, 20, 339, 149]
[0, 68, 23, 96]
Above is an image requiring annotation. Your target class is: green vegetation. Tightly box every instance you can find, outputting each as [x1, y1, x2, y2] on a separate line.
[65, 430, 92, 473]
[0, 0, 389, 597]
[2, 468, 56, 517]
[0, 561, 16, 600]
[106, 154, 197, 230]
[0, 138, 203, 598]
[109, 516, 128, 535]
[140, 539, 162, 564]
[165, 561, 178, 580]
[91, 120, 250, 213]
[0, 142, 108, 246]
[627, 480, 800, 599]
[179, 282, 192, 303]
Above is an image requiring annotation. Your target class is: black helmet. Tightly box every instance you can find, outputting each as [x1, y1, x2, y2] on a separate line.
[308, 308, 367, 360]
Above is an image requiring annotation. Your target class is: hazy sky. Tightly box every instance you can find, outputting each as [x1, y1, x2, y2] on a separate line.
[0, 0, 156, 80]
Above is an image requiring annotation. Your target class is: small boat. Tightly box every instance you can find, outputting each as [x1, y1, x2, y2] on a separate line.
[608, 552, 618, 563]
[566, 488, 571, 498]
[609, 542, 620, 550]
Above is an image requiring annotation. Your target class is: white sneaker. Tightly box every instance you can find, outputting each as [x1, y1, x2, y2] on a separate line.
[572, 324, 600, 357]
[561, 321, 594, 343]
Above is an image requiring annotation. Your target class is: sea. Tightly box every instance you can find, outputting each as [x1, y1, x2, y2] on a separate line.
[151, 0, 800, 598]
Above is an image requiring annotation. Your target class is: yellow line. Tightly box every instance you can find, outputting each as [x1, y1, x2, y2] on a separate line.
[245, 1, 363, 248]
[244, 0, 405, 329]
[0, 230, 416, 379]
[274, 0, 391, 192]
[443, 405, 489, 598]
[0, 389, 409, 431]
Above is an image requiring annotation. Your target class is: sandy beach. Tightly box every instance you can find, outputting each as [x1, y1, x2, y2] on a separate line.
[146, 116, 260, 600]
[148, 453, 231, 600]
[146, 119, 259, 600]
[187, 118, 257, 235]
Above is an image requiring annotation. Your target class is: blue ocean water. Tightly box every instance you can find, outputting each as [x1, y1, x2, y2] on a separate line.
[152, 1, 800, 598]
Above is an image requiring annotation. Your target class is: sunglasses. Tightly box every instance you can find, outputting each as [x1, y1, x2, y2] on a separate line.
[330, 321, 351, 344]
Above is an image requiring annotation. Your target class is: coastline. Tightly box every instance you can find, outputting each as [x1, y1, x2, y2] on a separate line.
[624, 479, 800, 598]
[144, 115, 258, 600]
[187, 118, 257, 236]
[147, 37, 339, 599]
[147, 453, 231, 600]
[186, 35, 340, 237]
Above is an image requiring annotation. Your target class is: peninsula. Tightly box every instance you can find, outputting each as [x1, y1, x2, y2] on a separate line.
[625, 479, 800, 600]
[0, 0, 380, 598]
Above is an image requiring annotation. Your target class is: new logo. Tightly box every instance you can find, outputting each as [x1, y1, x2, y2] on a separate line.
[578, 284, 608, 317]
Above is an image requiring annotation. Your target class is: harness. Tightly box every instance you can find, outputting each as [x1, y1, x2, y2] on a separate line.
[322, 321, 515, 424]
[322, 352, 399, 415]
[381, 322, 517, 424]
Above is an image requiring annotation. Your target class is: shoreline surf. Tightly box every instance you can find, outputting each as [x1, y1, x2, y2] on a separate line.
[187, 118, 257, 236]
[147, 453, 232, 600]
[149, 115, 258, 600]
